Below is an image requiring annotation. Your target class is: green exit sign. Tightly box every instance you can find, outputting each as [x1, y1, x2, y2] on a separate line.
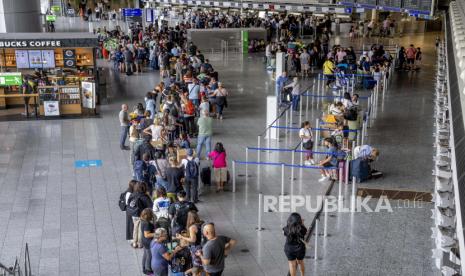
[46, 15, 57, 22]
[0, 72, 22, 86]
[51, 5, 61, 12]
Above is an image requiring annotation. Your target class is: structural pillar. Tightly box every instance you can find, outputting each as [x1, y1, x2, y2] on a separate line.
[0, 0, 42, 32]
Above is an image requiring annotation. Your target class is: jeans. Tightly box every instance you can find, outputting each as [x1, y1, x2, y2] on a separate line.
[120, 126, 129, 148]
[150, 58, 159, 70]
[216, 104, 224, 116]
[196, 135, 211, 159]
[291, 95, 300, 111]
[191, 99, 200, 107]
[184, 177, 199, 202]
[142, 247, 152, 273]
[156, 175, 168, 191]
[129, 140, 136, 176]
[184, 116, 195, 135]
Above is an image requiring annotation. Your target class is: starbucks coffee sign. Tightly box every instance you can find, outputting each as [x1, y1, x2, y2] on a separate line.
[0, 40, 62, 48]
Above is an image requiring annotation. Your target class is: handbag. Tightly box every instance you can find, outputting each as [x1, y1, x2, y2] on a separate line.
[302, 140, 313, 150]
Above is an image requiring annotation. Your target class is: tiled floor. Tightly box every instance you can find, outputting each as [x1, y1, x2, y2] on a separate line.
[0, 23, 440, 276]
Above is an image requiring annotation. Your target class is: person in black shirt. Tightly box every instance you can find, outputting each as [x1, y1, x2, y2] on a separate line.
[283, 212, 307, 276]
[169, 191, 198, 235]
[134, 135, 155, 161]
[165, 156, 184, 202]
[140, 208, 155, 274]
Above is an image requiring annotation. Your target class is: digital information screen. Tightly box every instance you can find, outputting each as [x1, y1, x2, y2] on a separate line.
[15, 50, 29, 69]
[28, 50, 43, 68]
[402, 0, 432, 13]
[357, 0, 378, 7]
[41, 50, 55, 68]
[378, 0, 402, 10]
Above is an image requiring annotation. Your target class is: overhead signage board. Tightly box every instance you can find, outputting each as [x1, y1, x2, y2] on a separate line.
[402, 0, 432, 15]
[123, 8, 142, 17]
[0, 72, 22, 86]
[357, 0, 378, 8]
[378, 0, 402, 10]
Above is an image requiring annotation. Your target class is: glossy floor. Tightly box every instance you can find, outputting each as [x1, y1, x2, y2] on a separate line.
[0, 30, 440, 275]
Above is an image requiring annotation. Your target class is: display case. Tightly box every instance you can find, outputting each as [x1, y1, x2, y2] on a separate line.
[38, 85, 82, 116]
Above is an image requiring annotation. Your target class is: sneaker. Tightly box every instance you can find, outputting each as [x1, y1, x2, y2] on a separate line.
[309, 159, 315, 165]
[304, 160, 311, 166]
[318, 176, 328, 182]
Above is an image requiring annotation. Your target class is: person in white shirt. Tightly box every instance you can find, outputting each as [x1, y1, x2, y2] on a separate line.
[153, 187, 171, 220]
[341, 92, 353, 109]
[299, 121, 314, 165]
[143, 118, 165, 142]
[329, 102, 344, 117]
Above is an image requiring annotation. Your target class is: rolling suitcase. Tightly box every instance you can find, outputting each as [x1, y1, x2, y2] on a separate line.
[349, 158, 370, 182]
[200, 167, 211, 186]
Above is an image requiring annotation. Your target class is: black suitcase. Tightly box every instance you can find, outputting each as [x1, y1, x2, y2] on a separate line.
[200, 167, 211, 186]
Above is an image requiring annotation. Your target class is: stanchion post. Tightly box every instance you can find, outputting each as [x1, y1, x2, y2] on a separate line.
[232, 160, 236, 193]
[281, 163, 285, 195]
[314, 219, 319, 260]
[356, 129, 361, 147]
[267, 127, 271, 151]
[300, 142, 303, 165]
[338, 167, 343, 202]
[299, 93, 303, 127]
[323, 198, 328, 237]
[257, 136, 261, 163]
[291, 151, 295, 191]
[305, 90, 309, 118]
[245, 147, 249, 177]
[256, 193, 264, 231]
[345, 155, 349, 185]
[317, 73, 321, 95]
[351, 176, 357, 212]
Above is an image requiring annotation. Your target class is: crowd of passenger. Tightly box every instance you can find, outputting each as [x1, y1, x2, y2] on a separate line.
[112, 21, 236, 276]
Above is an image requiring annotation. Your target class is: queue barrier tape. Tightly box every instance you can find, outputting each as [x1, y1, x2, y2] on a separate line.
[246, 147, 348, 156]
[234, 160, 337, 170]
[301, 93, 370, 99]
[270, 126, 358, 132]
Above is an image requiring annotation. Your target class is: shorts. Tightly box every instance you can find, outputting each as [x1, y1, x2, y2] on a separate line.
[284, 245, 306, 261]
[214, 167, 227, 183]
[302, 64, 309, 71]
[407, 58, 415, 64]
[135, 59, 143, 64]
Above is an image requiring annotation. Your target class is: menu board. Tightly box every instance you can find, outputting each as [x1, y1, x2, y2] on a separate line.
[402, 0, 432, 13]
[378, 0, 402, 9]
[357, 0, 378, 6]
[15, 50, 29, 69]
[28, 50, 43, 68]
[41, 50, 55, 68]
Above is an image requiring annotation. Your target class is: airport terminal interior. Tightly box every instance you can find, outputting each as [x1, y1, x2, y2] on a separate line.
[0, 0, 464, 275]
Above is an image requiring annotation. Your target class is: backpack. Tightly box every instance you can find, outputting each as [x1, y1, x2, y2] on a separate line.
[126, 194, 142, 217]
[185, 100, 195, 116]
[172, 202, 192, 233]
[134, 160, 148, 182]
[118, 192, 127, 211]
[185, 159, 199, 178]
[343, 106, 358, 121]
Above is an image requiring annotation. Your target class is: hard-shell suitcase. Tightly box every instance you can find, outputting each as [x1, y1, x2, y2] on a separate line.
[349, 158, 370, 182]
